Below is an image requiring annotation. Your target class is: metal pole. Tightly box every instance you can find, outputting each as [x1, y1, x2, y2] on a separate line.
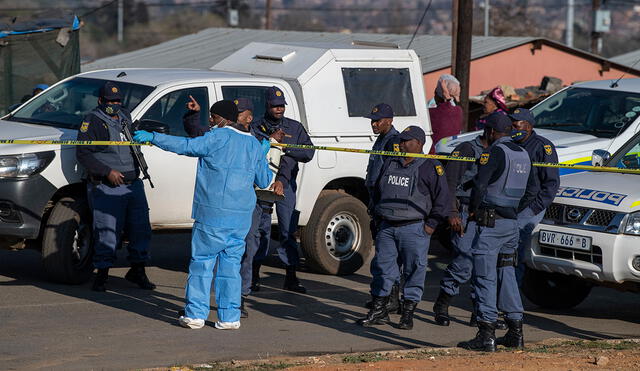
[591, 0, 601, 54]
[566, 0, 574, 47]
[117, 0, 123, 43]
[484, 0, 490, 37]
[455, 0, 473, 132]
[451, 0, 459, 75]
[265, 0, 272, 30]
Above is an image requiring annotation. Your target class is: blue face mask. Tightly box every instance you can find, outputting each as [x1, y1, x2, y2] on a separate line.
[511, 129, 527, 142]
[100, 102, 121, 116]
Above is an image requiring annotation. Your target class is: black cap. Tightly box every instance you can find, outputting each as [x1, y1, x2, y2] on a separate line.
[99, 82, 122, 101]
[234, 97, 254, 112]
[398, 125, 426, 144]
[509, 108, 535, 124]
[266, 86, 287, 106]
[210, 100, 239, 122]
[364, 103, 394, 121]
[485, 112, 513, 134]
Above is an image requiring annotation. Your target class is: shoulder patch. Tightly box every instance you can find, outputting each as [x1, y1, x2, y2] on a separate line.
[544, 144, 553, 155]
[435, 164, 444, 176]
[393, 143, 400, 152]
[80, 121, 90, 133]
[452, 150, 460, 157]
[480, 153, 490, 165]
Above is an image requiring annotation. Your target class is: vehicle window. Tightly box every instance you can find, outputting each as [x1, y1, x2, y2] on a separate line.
[141, 87, 209, 137]
[532, 87, 640, 139]
[610, 135, 640, 169]
[7, 77, 154, 129]
[342, 68, 416, 117]
[221, 86, 270, 121]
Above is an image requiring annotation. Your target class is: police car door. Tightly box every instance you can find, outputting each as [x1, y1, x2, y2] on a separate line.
[134, 83, 215, 227]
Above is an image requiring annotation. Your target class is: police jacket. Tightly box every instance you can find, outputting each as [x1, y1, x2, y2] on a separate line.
[372, 156, 450, 229]
[517, 131, 560, 215]
[365, 126, 400, 189]
[252, 115, 314, 188]
[76, 108, 139, 182]
[444, 136, 484, 217]
[470, 137, 538, 219]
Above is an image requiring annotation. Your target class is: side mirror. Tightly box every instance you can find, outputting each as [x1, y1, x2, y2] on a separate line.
[592, 149, 611, 167]
[136, 119, 170, 135]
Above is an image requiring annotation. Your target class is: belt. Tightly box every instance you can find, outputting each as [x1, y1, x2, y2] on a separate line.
[88, 176, 138, 186]
[382, 219, 422, 227]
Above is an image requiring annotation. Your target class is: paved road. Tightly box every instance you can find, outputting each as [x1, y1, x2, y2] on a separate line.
[1, 231, 639, 371]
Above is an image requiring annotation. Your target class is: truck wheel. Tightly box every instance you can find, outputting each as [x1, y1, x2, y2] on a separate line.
[301, 191, 372, 275]
[521, 267, 592, 309]
[41, 196, 94, 284]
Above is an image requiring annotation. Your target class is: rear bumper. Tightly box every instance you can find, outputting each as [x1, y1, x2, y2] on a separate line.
[0, 175, 57, 239]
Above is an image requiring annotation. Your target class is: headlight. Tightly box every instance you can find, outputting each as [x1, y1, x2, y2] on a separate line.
[624, 211, 640, 235]
[0, 152, 55, 178]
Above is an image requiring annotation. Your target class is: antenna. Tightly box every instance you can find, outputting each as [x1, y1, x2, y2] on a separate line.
[407, 0, 433, 50]
[610, 55, 640, 88]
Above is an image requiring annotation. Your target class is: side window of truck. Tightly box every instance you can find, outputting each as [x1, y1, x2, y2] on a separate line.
[342, 68, 417, 117]
[221, 86, 270, 121]
[141, 87, 209, 137]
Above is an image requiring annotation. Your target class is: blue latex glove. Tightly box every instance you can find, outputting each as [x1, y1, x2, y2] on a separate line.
[260, 139, 271, 156]
[133, 130, 154, 143]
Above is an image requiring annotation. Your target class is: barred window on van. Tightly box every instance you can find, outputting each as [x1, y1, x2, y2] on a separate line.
[342, 68, 416, 117]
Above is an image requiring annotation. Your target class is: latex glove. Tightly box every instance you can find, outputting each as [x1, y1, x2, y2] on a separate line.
[134, 130, 154, 143]
[261, 139, 271, 156]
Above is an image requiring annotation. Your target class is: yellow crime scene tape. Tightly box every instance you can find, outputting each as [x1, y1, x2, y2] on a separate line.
[1, 139, 639, 175]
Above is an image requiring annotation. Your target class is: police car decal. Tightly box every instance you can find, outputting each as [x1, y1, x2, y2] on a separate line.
[556, 187, 627, 206]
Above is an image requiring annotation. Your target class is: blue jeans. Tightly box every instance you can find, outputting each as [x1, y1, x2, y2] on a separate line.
[516, 207, 545, 286]
[371, 221, 430, 302]
[440, 205, 476, 298]
[240, 204, 262, 296]
[86, 179, 151, 269]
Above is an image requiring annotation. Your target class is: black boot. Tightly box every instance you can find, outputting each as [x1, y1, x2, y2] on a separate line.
[398, 300, 418, 330]
[125, 263, 156, 290]
[251, 262, 261, 292]
[496, 319, 524, 349]
[240, 296, 249, 318]
[495, 313, 508, 330]
[458, 320, 496, 352]
[433, 289, 452, 326]
[365, 283, 400, 313]
[357, 296, 390, 327]
[92, 268, 109, 292]
[283, 265, 306, 293]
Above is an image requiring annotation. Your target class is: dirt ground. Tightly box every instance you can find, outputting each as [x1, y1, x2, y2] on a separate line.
[154, 338, 640, 371]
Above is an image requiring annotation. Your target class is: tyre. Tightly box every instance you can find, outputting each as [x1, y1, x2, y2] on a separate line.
[301, 190, 372, 275]
[521, 267, 592, 309]
[41, 196, 94, 284]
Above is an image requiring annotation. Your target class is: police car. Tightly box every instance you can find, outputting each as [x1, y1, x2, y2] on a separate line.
[435, 79, 640, 175]
[0, 42, 432, 283]
[522, 132, 640, 309]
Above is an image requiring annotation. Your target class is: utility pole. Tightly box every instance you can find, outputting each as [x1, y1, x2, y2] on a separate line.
[566, 0, 574, 47]
[265, 0, 272, 30]
[451, 0, 459, 75]
[117, 0, 123, 43]
[591, 0, 601, 54]
[483, 0, 490, 37]
[453, 0, 473, 131]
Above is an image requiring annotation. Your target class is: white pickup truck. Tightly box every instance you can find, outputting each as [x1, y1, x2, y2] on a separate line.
[0, 42, 432, 283]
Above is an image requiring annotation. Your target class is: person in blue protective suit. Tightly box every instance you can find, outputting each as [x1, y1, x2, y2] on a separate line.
[249, 86, 315, 294]
[509, 108, 560, 286]
[358, 125, 450, 330]
[76, 81, 155, 293]
[458, 114, 537, 352]
[364, 102, 402, 314]
[133, 99, 272, 330]
[433, 133, 488, 327]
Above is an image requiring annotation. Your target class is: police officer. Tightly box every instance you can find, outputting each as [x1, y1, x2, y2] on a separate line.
[459, 114, 536, 351]
[251, 87, 315, 293]
[364, 103, 402, 313]
[509, 108, 559, 286]
[358, 126, 449, 330]
[76, 82, 155, 292]
[433, 133, 488, 327]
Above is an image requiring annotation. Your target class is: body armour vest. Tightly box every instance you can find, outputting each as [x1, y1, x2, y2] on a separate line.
[92, 109, 136, 175]
[484, 139, 531, 208]
[456, 136, 484, 199]
[374, 158, 430, 221]
[365, 129, 398, 188]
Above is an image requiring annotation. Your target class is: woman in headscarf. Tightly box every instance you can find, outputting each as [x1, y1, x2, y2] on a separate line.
[428, 74, 463, 154]
[475, 86, 508, 130]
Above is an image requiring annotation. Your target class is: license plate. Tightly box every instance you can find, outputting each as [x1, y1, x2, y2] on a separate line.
[539, 230, 592, 251]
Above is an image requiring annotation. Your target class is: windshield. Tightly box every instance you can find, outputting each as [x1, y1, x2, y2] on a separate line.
[532, 87, 640, 139]
[7, 77, 154, 129]
[609, 133, 640, 170]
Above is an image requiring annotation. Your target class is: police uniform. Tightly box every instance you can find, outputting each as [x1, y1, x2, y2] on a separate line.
[510, 109, 560, 286]
[359, 126, 449, 330]
[249, 87, 315, 293]
[76, 82, 154, 292]
[433, 135, 485, 326]
[459, 114, 536, 352]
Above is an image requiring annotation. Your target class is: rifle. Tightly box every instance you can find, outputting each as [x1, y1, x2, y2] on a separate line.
[121, 119, 154, 188]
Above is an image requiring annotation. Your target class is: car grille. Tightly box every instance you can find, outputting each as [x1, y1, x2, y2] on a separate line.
[539, 244, 603, 265]
[586, 209, 617, 226]
[542, 203, 624, 233]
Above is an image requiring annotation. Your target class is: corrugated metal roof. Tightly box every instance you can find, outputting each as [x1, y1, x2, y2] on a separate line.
[611, 49, 640, 68]
[82, 27, 536, 73]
